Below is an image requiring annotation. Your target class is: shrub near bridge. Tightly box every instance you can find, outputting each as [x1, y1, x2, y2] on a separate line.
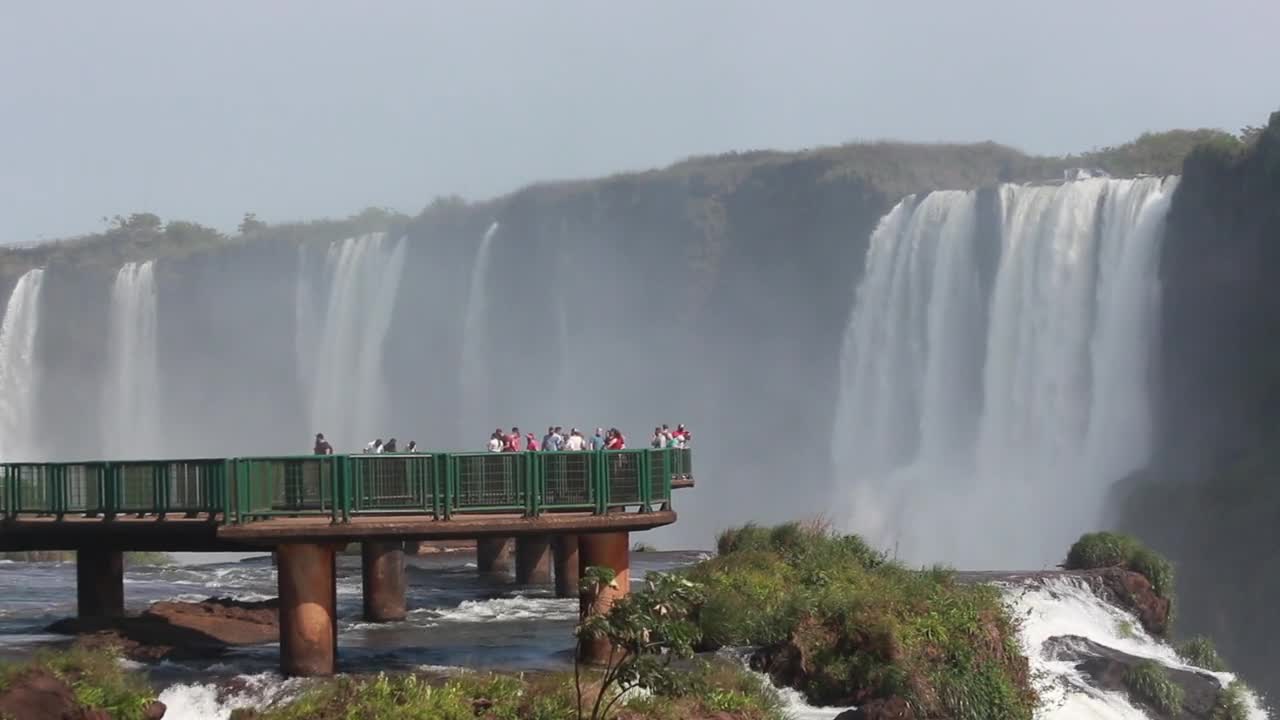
[691, 522, 1037, 720]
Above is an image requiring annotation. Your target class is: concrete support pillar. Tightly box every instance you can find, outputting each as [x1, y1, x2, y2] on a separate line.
[361, 541, 407, 622]
[553, 535, 580, 598]
[515, 535, 553, 585]
[477, 537, 513, 576]
[577, 531, 630, 664]
[76, 548, 124, 619]
[277, 543, 338, 677]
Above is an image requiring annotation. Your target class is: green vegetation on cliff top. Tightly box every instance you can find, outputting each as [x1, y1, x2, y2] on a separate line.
[0, 121, 1253, 282]
[695, 521, 1036, 720]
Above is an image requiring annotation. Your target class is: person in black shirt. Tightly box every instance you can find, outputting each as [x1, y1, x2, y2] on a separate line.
[313, 433, 333, 455]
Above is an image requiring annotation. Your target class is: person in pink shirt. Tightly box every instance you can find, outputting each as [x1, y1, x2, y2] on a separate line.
[525, 432, 539, 451]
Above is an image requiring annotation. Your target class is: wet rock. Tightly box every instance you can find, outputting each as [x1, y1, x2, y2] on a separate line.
[834, 697, 914, 719]
[48, 597, 279, 662]
[0, 668, 81, 720]
[1046, 635, 1222, 720]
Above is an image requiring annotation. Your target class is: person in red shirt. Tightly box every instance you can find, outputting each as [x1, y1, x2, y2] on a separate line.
[606, 428, 625, 450]
[525, 432, 539, 451]
[503, 427, 520, 452]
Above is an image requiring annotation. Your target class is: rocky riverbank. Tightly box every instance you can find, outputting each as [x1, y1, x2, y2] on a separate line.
[47, 596, 279, 661]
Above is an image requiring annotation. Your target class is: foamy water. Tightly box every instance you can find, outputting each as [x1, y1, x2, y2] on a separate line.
[1006, 576, 1271, 720]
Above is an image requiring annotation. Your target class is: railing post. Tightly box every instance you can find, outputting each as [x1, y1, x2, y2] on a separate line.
[526, 452, 538, 517]
[104, 463, 117, 520]
[342, 456, 353, 523]
[639, 451, 651, 513]
[443, 454, 454, 520]
[595, 451, 607, 515]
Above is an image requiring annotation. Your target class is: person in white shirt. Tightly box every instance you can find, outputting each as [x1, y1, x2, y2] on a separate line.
[564, 428, 585, 451]
[487, 433, 502, 452]
[365, 438, 383, 454]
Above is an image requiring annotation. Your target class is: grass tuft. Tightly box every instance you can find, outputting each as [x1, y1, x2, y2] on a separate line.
[1211, 680, 1252, 720]
[0, 646, 156, 720]
[1177, 636, 1227, 672]
[1123, 660, 1184, 716]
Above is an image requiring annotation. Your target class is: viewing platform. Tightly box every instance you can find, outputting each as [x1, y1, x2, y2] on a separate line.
[0, 448, 694, 676]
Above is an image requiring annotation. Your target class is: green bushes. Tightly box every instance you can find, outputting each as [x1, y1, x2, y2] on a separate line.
[1177, 636, 1227, 672]
[1064, 532, 1175, 599]
[1212, 681, 1252, 720]
[0, 646, 158, 720]
[1122, 660, 1184, 716]
[693, 523, 1036, 719]
[240, 673, 557, 720]
[237, 661, 786, 720]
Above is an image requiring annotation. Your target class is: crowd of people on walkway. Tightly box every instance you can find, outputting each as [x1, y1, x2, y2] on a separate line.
[312, 434, 419, 455]
[484, 424, 690, 453]
[312, 425, 689, 456]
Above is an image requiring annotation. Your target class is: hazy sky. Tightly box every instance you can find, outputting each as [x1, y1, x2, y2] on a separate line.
[2, 1, 1276, 244]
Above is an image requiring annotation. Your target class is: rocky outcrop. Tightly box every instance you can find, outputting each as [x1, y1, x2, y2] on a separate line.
[0, 668, 165, 720]
[48, 597, 278, 661]
[1076, 568, 1172, 637]
[1046, 635, 1223, 720]
[957, 568, 1171, 636]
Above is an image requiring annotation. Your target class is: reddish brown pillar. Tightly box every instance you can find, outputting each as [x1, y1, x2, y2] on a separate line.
[477, 537, 513, 575]
[553, 535, 580, 598]
[76, 548, 124, 619]
[361, 541, 407, 622]
[578, 531, 630, 664]
[515, 535, 552, 584]
[277, 543, 337, 676]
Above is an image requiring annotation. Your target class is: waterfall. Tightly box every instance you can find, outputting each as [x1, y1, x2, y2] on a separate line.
[103, 261, 159, 458]
[0, 269, 46, 461]
[460, 222, 499, 444]
[832, 177, 1179, 568]
[301, 232, 407, 451]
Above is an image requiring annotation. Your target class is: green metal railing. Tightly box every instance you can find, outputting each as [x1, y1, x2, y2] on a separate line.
[1, 448, 688, 525]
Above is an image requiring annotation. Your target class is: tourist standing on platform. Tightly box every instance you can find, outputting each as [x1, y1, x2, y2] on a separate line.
[564, 428, 585, 451]
[606, 428, 625, 450]
[542, 426, 556, 452]
[525, 432, 539, 451]
[650, 427, 664, 448]
[313, 433, 333, 455]
[384, 438, 398, 453]
[591, 428, 605, 450]
[365, 438, 384, 454]
[503, 427, 521, 452]
[405, 441, 417, 453]
[487, 432, 502, 452]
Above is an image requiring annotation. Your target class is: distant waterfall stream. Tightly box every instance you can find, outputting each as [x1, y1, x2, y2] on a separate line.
[103, 260, 159, 458]
[0, 269, 46, 461]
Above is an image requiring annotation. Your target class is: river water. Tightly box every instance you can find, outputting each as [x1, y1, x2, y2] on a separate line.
[0, 550, 845, 720]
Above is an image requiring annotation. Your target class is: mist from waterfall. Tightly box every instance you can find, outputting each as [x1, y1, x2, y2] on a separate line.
[832, 177, 1179, 568]
[102, 261, 159, 458]
[299, 233, 408, 451]
[0, 269, 46, 461]
[459, 221, 499, 444]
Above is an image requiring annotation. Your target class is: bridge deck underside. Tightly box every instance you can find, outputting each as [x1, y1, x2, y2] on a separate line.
[0, 509, 676, 551]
